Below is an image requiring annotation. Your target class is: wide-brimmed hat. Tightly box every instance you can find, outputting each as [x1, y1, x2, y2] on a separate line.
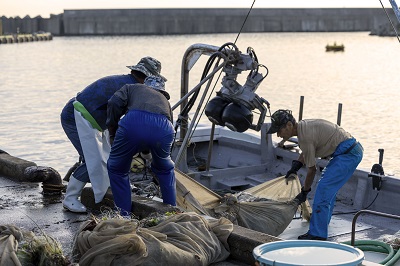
[144, 76, 170, 100]
[127, 56, 167, 81]
[267, 109, 294, 134]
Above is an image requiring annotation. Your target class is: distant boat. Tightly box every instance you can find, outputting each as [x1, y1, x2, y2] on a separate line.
[326, 42, 345, 52]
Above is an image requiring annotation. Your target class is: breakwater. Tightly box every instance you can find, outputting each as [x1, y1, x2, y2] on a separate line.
[0, 32, 52, 44]
[1, 8, 398, 36]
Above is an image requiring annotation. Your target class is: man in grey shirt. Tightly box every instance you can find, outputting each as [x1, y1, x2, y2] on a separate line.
[267, 109, 363, 240]
[106, 76, 176, 215]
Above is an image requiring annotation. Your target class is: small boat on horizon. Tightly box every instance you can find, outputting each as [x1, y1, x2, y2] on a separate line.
[326, 42, 345, 52]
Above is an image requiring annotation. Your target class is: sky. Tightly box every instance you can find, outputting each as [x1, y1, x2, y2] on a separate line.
[1, 0, 390, 18]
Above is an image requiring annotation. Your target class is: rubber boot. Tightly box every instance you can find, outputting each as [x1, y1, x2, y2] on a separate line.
[63, 176, 87, 213]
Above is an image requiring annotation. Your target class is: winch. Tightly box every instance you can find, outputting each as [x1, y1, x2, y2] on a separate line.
[204, 43, 270, 133]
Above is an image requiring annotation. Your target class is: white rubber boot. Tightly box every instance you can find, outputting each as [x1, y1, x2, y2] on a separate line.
[63, 176, 87, 213]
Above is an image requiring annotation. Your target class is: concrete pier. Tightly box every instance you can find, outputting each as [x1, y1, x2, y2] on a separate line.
[0, 172, 280, 265]
[0, 151, 279, 265]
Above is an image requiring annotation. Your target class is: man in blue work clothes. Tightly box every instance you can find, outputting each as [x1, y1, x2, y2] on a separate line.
[106, 76, 176, 216]
[267, 109, 363, 240]
[60, 56, 166, 213]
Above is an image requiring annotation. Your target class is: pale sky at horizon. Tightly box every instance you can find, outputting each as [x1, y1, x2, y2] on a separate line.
[1, 0, 390, 18]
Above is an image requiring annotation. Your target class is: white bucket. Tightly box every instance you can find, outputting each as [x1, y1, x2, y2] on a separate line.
[253, 240, 364, 266]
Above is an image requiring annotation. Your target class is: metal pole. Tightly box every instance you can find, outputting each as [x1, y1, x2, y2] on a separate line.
[337, 103, 342, 126]
[172, 63, 225, 111]
[203, 123, 216, 177]
[378, 149, 384, 165]
[298, 96, 304, 121]
[177, 43, 221, 142]
[174, 62, 222, 167]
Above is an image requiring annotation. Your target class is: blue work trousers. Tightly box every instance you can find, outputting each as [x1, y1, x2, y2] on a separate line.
[308, 138, 363, 239]
[107, 110, 176, 215]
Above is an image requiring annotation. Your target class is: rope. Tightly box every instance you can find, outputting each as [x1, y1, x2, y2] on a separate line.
[233, 0, 256, 45]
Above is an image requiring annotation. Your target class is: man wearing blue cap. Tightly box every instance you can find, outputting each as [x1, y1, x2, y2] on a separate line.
[267, 109, 363, 240]
[106, 76, 176, 216]
[61, 56, 166, 213]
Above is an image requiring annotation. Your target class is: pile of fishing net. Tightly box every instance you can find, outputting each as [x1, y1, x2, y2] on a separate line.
[379, 230, 400, 250]
[175, 169, 312, 237]
[71, 212, 233, 266]
[0, 225, 69, 266]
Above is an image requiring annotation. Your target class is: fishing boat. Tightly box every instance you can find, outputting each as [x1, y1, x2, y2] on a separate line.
[65, 40, 397, 264]
[326, 42, 345, 52]
[161, 42, 400, 265]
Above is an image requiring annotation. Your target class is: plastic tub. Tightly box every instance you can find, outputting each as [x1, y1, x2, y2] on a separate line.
[253, 240, 365, 266]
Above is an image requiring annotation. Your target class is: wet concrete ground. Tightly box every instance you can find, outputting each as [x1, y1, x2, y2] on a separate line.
[0, 174, 87, 259]
[0, 175, 251, 265]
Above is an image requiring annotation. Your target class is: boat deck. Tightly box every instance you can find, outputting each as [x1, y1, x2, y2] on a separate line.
[280, 201, 400, 243]
[281, 201, 400, 266]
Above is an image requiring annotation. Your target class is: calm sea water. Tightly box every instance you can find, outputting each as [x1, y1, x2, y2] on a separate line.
[1, 32, 399, 177]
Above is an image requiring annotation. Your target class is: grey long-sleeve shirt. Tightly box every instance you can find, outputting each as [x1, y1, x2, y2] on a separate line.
[106, 83, 173, 134]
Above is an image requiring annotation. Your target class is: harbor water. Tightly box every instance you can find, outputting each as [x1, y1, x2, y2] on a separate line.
[1, 32, 399, 177]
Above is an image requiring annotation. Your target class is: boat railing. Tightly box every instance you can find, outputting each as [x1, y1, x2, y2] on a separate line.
[351, 209, 400, 246]
[172, 43, 227, 171]
[173, 43, 221, 137]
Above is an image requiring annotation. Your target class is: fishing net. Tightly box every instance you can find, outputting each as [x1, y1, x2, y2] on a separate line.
[73, 212, 232, 266]
[0, 224, 69, 266]
[175, 169, 221, 216]
[175, 169, 312, 237]
[379, 230, 400, 250]
[245, 175, 312, 222]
